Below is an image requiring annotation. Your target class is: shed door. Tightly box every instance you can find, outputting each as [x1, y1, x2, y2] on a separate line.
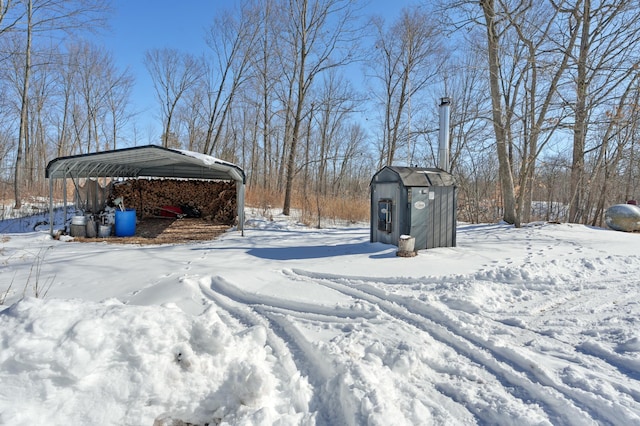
[410, 188, 430, 250]
[371, 183, 399, 245]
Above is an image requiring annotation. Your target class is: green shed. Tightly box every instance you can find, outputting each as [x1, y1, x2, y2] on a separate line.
[370, 166, 457, 250]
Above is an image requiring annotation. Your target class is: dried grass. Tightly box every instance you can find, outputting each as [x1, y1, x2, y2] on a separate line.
[246, 186, 369, 226]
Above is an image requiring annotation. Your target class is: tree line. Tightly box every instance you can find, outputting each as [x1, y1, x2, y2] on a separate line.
[1, 0, 639, 227]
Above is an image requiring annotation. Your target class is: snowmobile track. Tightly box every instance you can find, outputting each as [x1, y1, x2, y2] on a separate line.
[198, 276, 350, 426]
[287, 268, 640, 425]
[200, 275, 477, 425]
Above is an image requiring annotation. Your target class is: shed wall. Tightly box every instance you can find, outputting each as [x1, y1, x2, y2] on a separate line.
[411, 186, 456, 249]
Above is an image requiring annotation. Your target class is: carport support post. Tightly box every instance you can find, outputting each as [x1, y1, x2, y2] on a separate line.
[48, 177, 54, 236]
[63, 174, 68, 228]
[237, 181, 245, 236]
[48, 175, 69, 236]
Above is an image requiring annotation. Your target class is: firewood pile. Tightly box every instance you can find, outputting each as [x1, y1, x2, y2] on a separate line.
[110, 179, 237, 225]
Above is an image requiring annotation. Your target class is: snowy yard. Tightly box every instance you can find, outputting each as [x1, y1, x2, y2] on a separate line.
[1, 210, 639, 425]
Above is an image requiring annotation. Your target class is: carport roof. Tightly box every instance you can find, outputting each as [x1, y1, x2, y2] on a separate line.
[46, 145, 245, 183]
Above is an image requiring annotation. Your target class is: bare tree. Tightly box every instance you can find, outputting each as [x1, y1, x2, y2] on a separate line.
[202, 2, 261, 156]
[585, 72, 640, 226]
[331, 122, 369, 195]
[103, 63, 134, 150]
[469, 0, 577, 225]
[478, 0, 519, 225]
[314, 69, 359, 195]
[10, 0, 110, 208]
[70, 42, 124, 153]
[279, 0, 361, 215]
[25, 48, 56, 187]
[177, 82, 207, 152]
[414, 44, 495, 222]
[369, 7, 444, 168]
[13, 0, 32, 209]
[145, 48, 203, 148]
[565, 0, 640, 223]
[51, 44, 77, 157]
[0, 0, 23, 37]
[502, 1, 578, 223]
[251, 0, 280, 191]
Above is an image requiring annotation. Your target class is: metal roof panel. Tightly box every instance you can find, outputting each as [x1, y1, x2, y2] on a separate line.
[45, 145, 245, 183]
[371, 166, 456, 187]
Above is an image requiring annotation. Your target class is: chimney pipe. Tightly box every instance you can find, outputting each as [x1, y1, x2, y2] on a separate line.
[438, 97, 451, 171]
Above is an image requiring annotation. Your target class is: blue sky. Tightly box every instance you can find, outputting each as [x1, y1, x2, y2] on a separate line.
[100, 0, 220, 143]
[99, 0, 416, 144]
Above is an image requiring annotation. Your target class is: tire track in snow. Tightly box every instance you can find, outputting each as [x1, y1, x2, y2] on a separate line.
[199, 275, 480, 425]
[256, 307, 489, 425]
[200, 275, 550, 424]
[197, 275, 354, 426]
[254, 308, 370, 426]
[501, 274, 640, 383]
[287, 268, 628, 425]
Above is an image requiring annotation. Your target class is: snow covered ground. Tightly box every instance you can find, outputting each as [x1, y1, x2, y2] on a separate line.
[1, 209, 640, 425]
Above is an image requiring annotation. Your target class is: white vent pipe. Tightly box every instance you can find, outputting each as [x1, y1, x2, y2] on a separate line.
[438, 97, 451, 171]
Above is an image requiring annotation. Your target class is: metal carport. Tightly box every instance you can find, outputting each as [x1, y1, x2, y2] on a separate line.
[45, 144, 246, 236]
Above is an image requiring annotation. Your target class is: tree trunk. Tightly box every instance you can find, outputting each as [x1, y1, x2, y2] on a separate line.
[481, 0, 518, 225]
[569, 0, 590, 223]
[14, 0, 32, 209]
[283, 66, 306, 215]
[283, 0, 308, 216]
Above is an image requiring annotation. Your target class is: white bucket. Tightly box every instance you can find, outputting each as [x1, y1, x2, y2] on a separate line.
[72, 215, 86, 225]
[397, 235, 417, 257]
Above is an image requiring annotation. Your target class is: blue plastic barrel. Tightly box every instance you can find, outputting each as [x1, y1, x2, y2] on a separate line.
[115, 209, 136, 237]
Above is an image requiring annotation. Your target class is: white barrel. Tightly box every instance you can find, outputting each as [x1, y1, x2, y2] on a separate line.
[71, 215, 86, 225]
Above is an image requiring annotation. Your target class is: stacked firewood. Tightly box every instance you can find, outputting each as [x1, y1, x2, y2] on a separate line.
[109, 179, 238, 225]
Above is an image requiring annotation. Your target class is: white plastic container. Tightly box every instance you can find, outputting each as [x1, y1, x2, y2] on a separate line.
[71, 215, 86, 225]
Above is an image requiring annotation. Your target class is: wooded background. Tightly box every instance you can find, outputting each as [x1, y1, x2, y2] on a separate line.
[1, 0, 639, 227]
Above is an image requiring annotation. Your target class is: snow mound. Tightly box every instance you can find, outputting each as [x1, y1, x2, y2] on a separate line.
[0, 297, 312, 425]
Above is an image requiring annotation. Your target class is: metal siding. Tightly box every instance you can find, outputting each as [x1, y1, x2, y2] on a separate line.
[435, 187, 447, 248]
[437, 188, 447, 248]
[443, 188, 453, 247]
[372, 166, 456, 188]
[415, 186, 457, 249]
[450, 187, 458, 246]
[450, 188, 457, 246]
[370, 188, 375, 243]
[398, 186, 408, 237]
[372, 167, 400, 183]
[391, 184, 403, 245]
[427, 189, 437, 249]
[435, 187, 457, 248]
[431, 187, 445, 248]
[410, 187, 429, 250]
